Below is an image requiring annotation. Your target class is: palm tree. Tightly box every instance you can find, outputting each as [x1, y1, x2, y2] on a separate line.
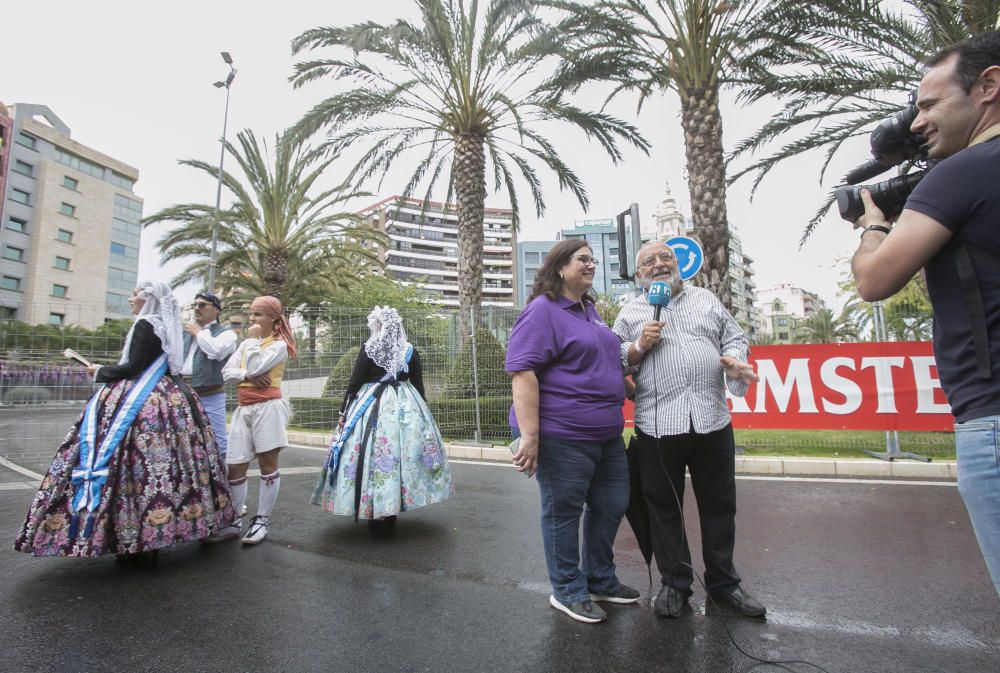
[839, 273, 933, 341]
[729, 0, 1000, 240]
[288, 0, 649, 338]
[793, 308, 859, 343]
[545, 0, 782, 310]
[143, 129, 384, 303]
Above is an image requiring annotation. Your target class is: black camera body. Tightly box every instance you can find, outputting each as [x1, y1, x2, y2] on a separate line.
[836, 91, 930, 223]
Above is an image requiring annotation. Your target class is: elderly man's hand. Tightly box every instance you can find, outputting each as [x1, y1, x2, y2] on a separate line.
[720, 356, 758, 383]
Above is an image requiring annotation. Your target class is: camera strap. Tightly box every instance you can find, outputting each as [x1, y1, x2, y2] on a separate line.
[954, 243, 1000, 379]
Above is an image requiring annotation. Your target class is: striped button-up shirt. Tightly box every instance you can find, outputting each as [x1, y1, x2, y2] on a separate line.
[612, 285, 750, 437]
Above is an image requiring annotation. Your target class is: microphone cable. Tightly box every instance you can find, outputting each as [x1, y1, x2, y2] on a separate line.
[644, 313, 840, 673]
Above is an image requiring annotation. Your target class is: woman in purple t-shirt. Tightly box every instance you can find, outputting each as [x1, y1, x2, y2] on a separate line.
[506, 238, 637, 624]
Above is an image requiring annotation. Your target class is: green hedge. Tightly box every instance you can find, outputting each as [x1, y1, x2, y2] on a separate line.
[429, 396, 513, 440]
[444, 328, 509, 398]
[322, 346, 360, 399]
[288, 394, 514, 440]
[289, 397, 339, 431]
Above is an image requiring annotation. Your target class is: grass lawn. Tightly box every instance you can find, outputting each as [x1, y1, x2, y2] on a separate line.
[621, 428, 955, 460]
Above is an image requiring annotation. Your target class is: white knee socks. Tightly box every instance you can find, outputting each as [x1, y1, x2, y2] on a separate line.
[230, 476, 248, 525]
[257, 470, 281, 519]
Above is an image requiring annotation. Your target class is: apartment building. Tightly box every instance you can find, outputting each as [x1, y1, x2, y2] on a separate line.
[361, 196, 516, 308]
[0, 104, 141, 328]
[756, 282, 826, 343]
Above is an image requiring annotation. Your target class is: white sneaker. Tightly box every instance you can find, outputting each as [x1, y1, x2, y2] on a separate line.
[203, 522, 242, 544]
[241, 515, 268, 545]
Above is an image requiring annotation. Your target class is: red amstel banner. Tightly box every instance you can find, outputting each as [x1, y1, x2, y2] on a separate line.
[623, 342, 954, 432]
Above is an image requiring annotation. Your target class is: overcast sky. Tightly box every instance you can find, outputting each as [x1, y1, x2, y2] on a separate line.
[4, 0, 883, 310]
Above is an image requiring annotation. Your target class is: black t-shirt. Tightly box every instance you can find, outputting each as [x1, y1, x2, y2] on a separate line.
[904, 136, 1000, 422]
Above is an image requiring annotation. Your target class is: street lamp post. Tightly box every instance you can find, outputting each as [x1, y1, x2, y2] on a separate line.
[208, 51, 236, 292]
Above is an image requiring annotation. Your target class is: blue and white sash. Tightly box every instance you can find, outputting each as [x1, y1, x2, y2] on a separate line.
[325, 345, 412, 482]
[69, 354, 169, 539]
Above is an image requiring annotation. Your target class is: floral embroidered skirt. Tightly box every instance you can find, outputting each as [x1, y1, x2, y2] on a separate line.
[14, 376, 235, 557]
[312, 381, 453, 519]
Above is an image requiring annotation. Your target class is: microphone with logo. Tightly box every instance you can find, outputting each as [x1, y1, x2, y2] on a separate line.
[648, 280, 672, 321]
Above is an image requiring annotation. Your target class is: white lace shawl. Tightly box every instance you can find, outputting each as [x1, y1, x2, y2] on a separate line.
[363, 306, 411, 378]
[119, 280, 185, 375]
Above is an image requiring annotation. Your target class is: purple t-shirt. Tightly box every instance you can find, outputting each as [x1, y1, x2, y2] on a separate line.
[506, 294, 625, 440]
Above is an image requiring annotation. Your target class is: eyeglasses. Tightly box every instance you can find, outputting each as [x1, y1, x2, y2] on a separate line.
[571, 254, 600, 266]
[192, 301, 215, 309]
[639, 251, 676, 268]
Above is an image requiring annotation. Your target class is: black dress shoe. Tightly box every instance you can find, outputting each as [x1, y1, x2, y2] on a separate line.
[712, 586, 766, 618]
[653, 585, 689, 618]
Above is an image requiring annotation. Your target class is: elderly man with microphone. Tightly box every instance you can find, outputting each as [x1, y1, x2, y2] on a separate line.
[613, 240, 763, 620]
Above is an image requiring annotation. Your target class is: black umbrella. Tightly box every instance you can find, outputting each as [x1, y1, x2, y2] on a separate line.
[625, 434, 654, 567]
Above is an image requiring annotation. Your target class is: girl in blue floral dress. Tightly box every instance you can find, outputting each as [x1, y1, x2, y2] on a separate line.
[14, 280, 234, 557]
[312, 306, 452, 524]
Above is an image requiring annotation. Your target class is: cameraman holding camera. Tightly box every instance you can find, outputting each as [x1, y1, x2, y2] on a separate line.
[852, 32, 1000, 597]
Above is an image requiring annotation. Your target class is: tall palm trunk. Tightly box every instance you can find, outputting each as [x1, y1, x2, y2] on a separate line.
[680, 85, 732, 311]
[453, 132, 487, 344]
[263, 249, 289, 300]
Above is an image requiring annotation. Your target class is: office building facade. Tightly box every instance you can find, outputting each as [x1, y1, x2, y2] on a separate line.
[1, 104, 142, 327]
[559, 220, 634, 302]
[515, 240, 555, 307]
[361, 196, 517, 308]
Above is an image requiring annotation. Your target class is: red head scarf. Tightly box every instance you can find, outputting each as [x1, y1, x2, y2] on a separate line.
[250, 296, 297, 358]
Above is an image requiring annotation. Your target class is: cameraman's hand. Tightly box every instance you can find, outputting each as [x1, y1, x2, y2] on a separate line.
[855, 189, 890, 232]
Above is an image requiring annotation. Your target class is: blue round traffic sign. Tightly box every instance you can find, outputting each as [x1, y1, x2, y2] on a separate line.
[665, 236, 703, 281]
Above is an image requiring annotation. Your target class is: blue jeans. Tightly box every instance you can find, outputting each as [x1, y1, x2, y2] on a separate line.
[955, 415, 1000, 597]
[200, 392, 229, 462]
[532, 434, 629, 604]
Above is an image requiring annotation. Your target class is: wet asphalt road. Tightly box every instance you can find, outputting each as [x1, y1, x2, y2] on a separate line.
[1, 441, 998, 673]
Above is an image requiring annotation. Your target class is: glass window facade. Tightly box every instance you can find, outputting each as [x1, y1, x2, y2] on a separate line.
[53, 149, 136, 192]
[52, 284, 68, 298]
[60, 203, 76, 217]
[54, 149, 104, 180]
[63, 176, 79, 190]
[48, 313, 64, 326]
[11, 189, 30, 205]
[7, 217, 27, 233]
[3, 246, 25, 262]
[1, 276, 22, 291]
[13, 160, 34, 176]
[106, 292, 130, 315]
[57, 229, 74, 243]
[16, 131, 36, 149]
[54, 256, 71, 270]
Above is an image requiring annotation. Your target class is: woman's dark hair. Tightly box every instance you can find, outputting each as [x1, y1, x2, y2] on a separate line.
[528, 238, 595, 304]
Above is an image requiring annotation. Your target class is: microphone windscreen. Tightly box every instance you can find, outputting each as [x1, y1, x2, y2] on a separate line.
[647, 281, 671, 308]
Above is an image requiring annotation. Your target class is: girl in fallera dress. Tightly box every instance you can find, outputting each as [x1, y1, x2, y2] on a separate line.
[312, 306, 452, 525]
[14, 280, 235, 557]
[212, 295, 296, 546]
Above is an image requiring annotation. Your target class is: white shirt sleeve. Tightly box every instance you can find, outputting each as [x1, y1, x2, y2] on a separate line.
[222, 338, 288, 382]
[222, 343, 247, 383]
[196, 327, 238, 361]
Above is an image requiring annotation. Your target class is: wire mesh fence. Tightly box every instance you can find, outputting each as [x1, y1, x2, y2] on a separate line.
[0, 299, 954, 462]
